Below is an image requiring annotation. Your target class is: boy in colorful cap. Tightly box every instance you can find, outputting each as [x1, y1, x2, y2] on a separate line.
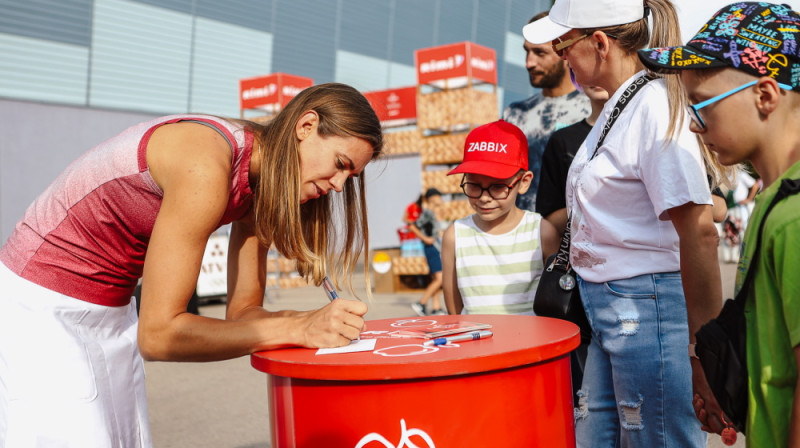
[639, 3, 800, 445]
[440, 120, 557, 316]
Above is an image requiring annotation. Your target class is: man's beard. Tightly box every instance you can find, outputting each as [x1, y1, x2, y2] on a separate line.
[529, 60, 567, 90]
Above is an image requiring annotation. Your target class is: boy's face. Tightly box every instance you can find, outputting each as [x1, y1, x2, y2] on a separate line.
[681, 69, 761, 166]
[462, 172, 532, 223]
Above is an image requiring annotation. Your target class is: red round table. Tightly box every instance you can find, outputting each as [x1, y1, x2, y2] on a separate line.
[251, 314, 579, 448]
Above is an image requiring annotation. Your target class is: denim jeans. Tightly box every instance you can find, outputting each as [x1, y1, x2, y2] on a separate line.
[574, 272, 706, 448]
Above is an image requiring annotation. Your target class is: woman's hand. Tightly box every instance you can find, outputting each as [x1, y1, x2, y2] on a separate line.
[691, 358, 727, 434]
[295, 299, 368, 348]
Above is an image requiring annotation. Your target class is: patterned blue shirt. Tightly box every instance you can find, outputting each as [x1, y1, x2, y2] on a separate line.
[503, 90, 590, 211]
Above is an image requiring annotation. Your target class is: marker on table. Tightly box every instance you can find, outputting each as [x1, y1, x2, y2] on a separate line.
[321, 276, 339, 301]
[424, 330, 493, 346]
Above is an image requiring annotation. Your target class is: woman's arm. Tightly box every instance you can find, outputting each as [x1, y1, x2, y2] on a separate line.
[711, 193, 728, 223]
[408, 223, 435, 246]
[541, 209, 565, 261]
[137, 123, 366, 362]
[441, 224, 463, 314]
[669, 201, 727, 434]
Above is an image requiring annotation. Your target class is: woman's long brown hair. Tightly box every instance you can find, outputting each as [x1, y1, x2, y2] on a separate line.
[251, 83, 383, 294]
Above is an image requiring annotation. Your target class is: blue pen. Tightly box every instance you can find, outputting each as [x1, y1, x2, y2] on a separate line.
[424, 330, 493, 346]
[322, 276, 360, 342]
[321, 276, 339, 301]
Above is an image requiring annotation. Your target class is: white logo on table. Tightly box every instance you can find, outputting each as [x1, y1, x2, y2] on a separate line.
[372, 343, 458, 358]
[355, 419, 436, 448]
[390, 319, 439, 328]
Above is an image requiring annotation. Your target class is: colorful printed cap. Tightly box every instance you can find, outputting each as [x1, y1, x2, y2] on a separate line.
[448, 120, 528, 179]
[637, 2, 800, 92]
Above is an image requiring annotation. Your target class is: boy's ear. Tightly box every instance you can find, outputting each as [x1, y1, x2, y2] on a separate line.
[754, 77, 783, 117]
[517, 170, 535, 195]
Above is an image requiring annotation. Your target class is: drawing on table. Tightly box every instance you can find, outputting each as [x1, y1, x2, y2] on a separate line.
[373, 344, 438, 357]
[390, 319, 439, 328]
[373, 343, 459, 358]
[354, 418, 436, 448]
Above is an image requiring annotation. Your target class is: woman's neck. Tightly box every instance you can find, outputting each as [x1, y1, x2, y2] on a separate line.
[599, 56, 645, 96]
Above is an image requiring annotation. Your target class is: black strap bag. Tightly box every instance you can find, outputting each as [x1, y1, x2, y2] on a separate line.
[534, 220, 590, 342]
[694, 178, 800, 434]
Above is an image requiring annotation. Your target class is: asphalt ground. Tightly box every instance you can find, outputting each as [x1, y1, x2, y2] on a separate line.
[144, 260, 742, 448]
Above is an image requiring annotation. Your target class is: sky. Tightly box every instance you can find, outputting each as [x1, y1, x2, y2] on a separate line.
[674, 0, 800, 43]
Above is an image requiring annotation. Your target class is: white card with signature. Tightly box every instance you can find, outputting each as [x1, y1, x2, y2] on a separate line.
[316, 338, 377, 355]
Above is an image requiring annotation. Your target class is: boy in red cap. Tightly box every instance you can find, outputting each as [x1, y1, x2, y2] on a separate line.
[639, 3, 800, 445]
[441, 120, 557, 315]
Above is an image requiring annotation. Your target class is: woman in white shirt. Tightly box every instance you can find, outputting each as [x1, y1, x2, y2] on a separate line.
[524, 0, 725, 446]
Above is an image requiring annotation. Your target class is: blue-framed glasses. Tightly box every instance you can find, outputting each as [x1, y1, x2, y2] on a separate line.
[688, 80, 793, 129]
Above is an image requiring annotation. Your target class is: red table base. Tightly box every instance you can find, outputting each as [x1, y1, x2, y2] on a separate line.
[268, 354, 575, 447]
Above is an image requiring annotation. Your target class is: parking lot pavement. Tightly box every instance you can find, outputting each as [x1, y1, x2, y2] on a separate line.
[145, 262, 742, 447]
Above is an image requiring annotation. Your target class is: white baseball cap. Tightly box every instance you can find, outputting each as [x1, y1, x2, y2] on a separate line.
[523, 0, 646, 44]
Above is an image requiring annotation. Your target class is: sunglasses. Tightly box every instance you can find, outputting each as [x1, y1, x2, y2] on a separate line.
[687, 80, 793, 129]
[552, 33, 590, 57]
[552, 32, 618, 57]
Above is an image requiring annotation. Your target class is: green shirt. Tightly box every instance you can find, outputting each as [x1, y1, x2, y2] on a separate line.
[739, 161, 800, 446]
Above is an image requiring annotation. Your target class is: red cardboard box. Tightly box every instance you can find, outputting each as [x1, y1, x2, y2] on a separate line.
[415, 41, 497, 87]
[363, 86, 418, 127]
[239, 73, 313, 112]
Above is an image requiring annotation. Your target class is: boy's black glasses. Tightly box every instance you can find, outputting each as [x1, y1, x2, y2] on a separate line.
[460, 176, 523, 200]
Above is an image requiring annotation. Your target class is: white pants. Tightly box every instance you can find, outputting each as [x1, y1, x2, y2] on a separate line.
[0, 262, 152, 448]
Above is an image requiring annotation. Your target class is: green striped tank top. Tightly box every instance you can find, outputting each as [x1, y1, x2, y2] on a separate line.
[454, 210, 544, 315]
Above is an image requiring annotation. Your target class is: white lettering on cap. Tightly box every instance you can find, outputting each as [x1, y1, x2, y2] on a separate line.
[466, 142, 508, 153]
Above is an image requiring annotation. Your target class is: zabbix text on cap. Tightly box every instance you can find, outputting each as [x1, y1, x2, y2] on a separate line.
[447, 120, 528, 179]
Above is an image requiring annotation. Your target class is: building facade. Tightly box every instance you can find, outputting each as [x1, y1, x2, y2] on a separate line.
[0, 0, 549, 242]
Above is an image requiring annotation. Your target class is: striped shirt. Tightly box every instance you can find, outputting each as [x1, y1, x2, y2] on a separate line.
[454, 211, 544, 315]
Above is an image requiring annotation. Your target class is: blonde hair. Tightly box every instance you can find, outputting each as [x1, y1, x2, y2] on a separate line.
[251, 83, 383, 294]
[583, 0, 730, 188]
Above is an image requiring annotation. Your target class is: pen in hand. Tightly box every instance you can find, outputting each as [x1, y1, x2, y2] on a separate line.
[321, 275, 360, 342]
[321, 276, 339, 301]
[424, 330, 493, 346]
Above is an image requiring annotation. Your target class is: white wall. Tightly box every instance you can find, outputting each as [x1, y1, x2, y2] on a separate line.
[0, 100, 156, 243]
[0, 100, 418, 253]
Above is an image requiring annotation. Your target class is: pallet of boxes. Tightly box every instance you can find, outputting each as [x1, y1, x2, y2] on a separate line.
[239, 72, 316, 296]
[363, 86, 430, 292]
[381, 41, 500, 293]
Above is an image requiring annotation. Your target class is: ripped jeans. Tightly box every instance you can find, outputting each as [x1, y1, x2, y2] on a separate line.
[574, 272, 706, 448]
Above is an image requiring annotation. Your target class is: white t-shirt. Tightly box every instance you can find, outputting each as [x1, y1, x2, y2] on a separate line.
[566, 71, 712, 283]
[733, 170, 757, 203]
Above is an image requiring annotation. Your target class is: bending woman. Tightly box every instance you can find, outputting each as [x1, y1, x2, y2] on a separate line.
[0, 83, 383, 447]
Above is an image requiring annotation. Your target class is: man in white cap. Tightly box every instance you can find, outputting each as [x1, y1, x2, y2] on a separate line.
[503, 10, 590, 213]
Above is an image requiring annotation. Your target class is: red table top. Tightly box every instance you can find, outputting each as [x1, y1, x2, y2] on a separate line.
[251, 315, 579, 381]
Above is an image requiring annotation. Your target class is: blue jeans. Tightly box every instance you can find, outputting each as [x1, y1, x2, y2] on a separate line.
[574, 272, 706, 448]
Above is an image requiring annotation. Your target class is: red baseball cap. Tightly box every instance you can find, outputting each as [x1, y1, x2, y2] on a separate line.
[448, 120, 528, 179]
